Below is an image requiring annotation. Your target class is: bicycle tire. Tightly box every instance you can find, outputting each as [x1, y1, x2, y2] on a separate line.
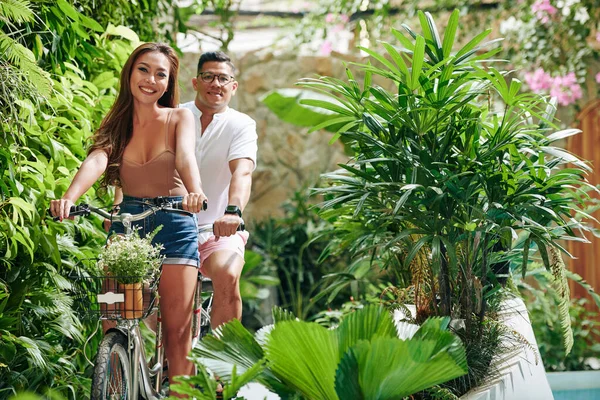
[91, 331, 132, 400]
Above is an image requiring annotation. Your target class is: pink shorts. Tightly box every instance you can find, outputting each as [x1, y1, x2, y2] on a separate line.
[198, 231, 249, 271]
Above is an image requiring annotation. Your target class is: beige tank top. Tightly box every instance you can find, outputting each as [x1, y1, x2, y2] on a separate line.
[119, 110, 187, 198]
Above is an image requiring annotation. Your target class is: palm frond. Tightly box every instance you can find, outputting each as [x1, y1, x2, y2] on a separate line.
[190, 319, 264, 381]
[0, 0, 34, 23]
[0, 36, 52, 98]
[548, 246, 573, 354]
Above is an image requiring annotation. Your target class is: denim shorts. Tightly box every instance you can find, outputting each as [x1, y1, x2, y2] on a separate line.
[108, 195, 199, 267]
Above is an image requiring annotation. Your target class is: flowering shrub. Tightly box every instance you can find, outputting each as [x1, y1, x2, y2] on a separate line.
[500, 0, 599, 106]
[293, 0, 599, 107]
[98, 228, 164, 284]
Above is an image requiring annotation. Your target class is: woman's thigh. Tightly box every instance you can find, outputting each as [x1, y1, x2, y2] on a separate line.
[158, 264, 198, 327]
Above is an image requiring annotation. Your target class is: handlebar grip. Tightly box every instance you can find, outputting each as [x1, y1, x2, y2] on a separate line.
[170, 199, 208, 211]
[210, 220, 245, 231]
[48, 204, 90, 221]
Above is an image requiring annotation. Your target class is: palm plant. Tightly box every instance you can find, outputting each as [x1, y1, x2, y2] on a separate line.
[176, 305, 467, 399]
[288, 10, 595, 354]
[257, 10, 598, 396]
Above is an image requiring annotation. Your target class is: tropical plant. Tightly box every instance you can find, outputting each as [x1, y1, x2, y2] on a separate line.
[517, 266, 600, 371]
[238, 249, 280, 331]
[171, 0, 242, 51]
[180, 305, 468, 399]
[76, 0, 173, 45]
[531, 296, 600, 372]
[248, 186, 387, 322]
[1, 0, 141, 396]
[263, 8, 597, 396]
[499, 0, 600, 106]
[290, 0, 600, 103]
[306, 7, 593, 345]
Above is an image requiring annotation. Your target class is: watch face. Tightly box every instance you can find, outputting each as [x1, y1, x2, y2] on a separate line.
[225, 205, 241, 217]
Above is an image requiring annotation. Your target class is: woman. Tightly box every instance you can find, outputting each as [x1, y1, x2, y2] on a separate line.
[50, 42, 205, 390]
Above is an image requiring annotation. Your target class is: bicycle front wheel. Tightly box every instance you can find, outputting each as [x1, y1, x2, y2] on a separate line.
[91, 331, 132, 400]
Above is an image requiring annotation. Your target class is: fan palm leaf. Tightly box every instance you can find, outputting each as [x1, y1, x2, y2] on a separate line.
[192, 305, 468, 399]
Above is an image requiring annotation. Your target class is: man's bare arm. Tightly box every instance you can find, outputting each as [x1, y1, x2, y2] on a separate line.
[227, 158, 254, 212]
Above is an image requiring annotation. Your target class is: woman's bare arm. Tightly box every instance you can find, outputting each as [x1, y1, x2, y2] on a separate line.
[174, 108, 206, 212]
[50, 149, 108, 219]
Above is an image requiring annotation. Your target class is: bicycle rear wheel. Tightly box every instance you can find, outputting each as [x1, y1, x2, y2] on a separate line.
[91, 331, 132, 400]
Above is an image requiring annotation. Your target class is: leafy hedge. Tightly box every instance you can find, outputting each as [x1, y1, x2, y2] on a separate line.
[0, 0, 168, 397]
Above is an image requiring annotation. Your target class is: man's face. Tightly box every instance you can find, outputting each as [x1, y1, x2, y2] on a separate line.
[192, 61, 238, 113]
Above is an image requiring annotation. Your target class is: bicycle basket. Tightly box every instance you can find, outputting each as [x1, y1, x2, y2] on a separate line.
[68, 259, 161, 321]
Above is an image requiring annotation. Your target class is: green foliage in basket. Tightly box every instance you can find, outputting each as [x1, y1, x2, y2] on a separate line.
[98, 227, 164, 284]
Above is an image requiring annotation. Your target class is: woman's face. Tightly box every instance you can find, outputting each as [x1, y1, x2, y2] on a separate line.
[129, 51, 171, 105]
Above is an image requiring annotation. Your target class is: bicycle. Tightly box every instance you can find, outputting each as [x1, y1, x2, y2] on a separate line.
[58, 199, 213, 400]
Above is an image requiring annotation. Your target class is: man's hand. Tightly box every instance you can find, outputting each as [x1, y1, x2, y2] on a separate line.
[213, 214, 243, 239]
[182, 192, 208, 213]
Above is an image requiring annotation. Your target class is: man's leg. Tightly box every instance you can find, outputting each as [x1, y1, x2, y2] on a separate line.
[202, 250, 244, 329]
[158, 264, 198, 396]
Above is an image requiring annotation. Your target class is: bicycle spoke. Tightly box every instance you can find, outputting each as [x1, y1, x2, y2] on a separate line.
[107, 350, 128, 399]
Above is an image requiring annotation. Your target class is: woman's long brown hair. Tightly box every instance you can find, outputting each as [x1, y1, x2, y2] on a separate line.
[89, 42, 180, 189]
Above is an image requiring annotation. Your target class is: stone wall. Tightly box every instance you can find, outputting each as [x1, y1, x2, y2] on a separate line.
[178, 50, 360, 221]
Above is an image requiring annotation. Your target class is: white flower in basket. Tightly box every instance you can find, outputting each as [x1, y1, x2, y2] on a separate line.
[97, 227, 164, 319]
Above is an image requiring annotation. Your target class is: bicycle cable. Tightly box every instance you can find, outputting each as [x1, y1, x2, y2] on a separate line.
[83, 318, 102, 367]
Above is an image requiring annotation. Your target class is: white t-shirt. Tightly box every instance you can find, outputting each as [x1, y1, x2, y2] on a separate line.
[180, 101, 258, 226]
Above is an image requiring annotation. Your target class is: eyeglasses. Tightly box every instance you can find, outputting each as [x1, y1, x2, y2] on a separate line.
[198, 72, 235, 85]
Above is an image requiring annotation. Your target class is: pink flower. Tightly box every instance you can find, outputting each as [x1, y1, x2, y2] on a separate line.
[524, 68, 553, 92]
[531, 0, 557, 23]
[596, 72, 600, 84]
[339, 14, 350, 23]
[549, 72, 582, 106]
[596, 32, 600, 42]
[320, 40, 333, 56]
[325, 13, 335, 23]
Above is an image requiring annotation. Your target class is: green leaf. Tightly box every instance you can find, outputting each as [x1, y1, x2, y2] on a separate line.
[336, 305, 397, 358]
[79, 14, 104, 32]
[267, 321, 339, 400]
[454, 28, 492, 61]
[522, 236, 531, 279]
[442, 10, 459, 58]
[0, 0, 34, 23]
[391, 28, 415, 51]
[336, 330, 467, 399]
[191, 319, 264, 382]
[260, 88, 347, 132]
[56, 0, 79, 21]
[410, 36, 426, 91]
[104, 23, 140, 43]
[565, 270, 600, 309]
[546, 128, 580, 143]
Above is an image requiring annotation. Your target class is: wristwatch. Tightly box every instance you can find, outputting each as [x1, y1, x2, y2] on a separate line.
[224, 205, 242, 217]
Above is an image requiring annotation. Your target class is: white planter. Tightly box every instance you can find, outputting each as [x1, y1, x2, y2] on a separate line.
[459, 296, 553, 400]
[393, 297, 553, 400]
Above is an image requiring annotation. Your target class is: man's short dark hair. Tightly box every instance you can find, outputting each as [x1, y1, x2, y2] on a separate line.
[197, 51, 236, 76]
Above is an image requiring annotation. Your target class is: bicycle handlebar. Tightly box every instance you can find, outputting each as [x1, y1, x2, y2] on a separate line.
[50, 200, 245, 233]
[49, 199, 204, 223]
[198, 220, 245, 233]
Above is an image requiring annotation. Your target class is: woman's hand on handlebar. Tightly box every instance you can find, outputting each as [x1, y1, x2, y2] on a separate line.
[49, 198, 75, 221]
[182, 192, 207, 213]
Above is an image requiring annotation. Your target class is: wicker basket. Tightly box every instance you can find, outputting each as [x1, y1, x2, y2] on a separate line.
[69, 262, 160, 320]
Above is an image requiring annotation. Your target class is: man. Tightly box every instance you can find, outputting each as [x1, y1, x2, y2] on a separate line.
[180, 51, 257, 329]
